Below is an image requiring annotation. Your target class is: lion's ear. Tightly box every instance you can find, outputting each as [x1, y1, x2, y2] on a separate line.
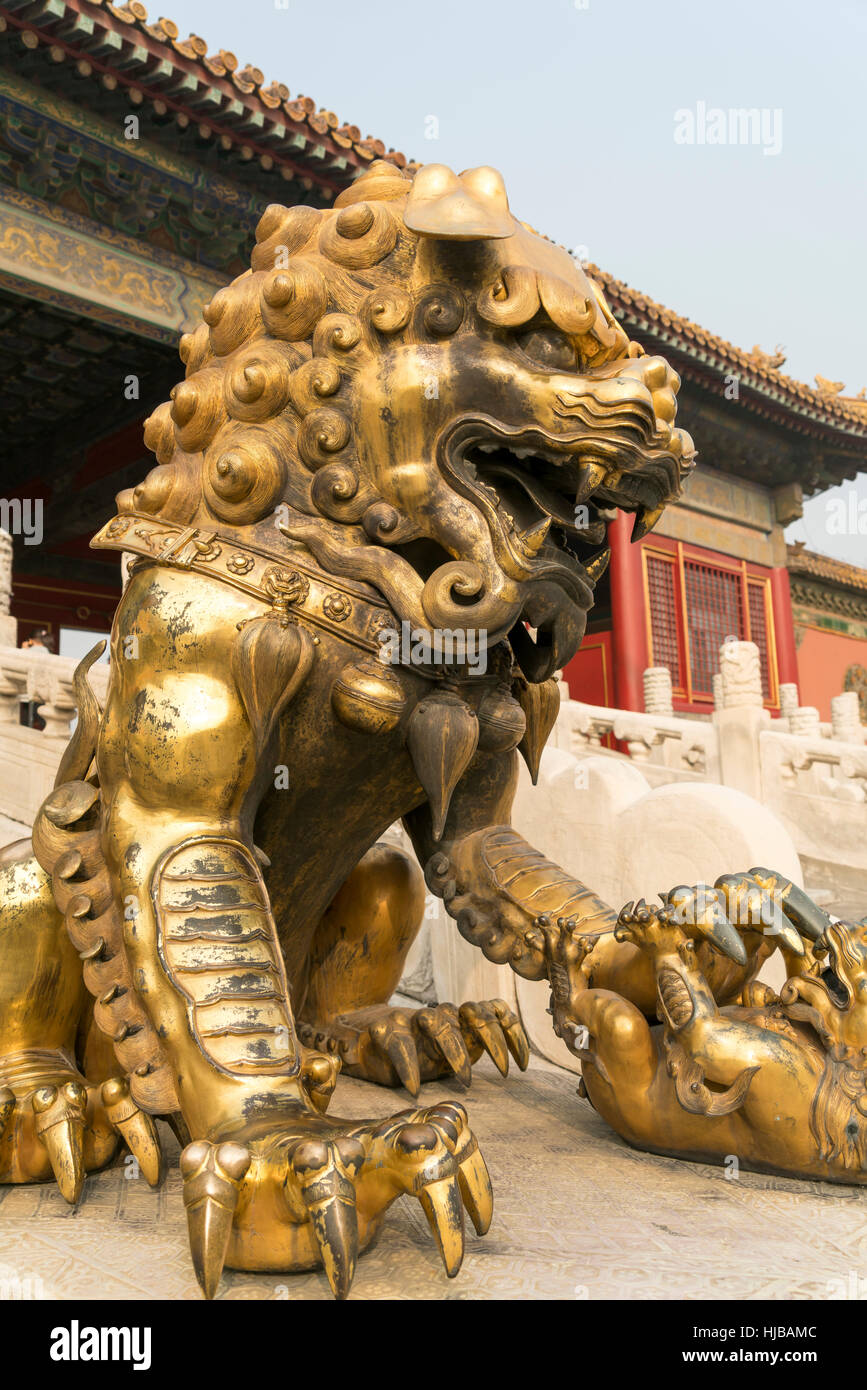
[404, 165, 514, 241]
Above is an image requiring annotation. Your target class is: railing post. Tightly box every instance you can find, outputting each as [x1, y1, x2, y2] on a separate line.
[790, 706, 821, 737]
[643, 666, 673, 716]
[0, 529, 16, 648]
[0, 664, 22, 725]
[779, 683, 799, 728]
[714, 640, 766, 800]
[831, 691, 863, 745]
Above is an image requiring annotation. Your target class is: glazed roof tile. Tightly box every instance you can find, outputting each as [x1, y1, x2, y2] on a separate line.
[0, 0, 412, 184]
[590, 263, 867, 439]
[787, 542, 867, 592]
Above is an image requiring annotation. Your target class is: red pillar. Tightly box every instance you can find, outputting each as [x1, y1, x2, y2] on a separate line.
[770, 565, 799, 691]
[609, 510, 649, 711]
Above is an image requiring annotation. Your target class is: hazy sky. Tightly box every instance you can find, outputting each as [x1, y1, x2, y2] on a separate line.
[163, 0, 866, 563]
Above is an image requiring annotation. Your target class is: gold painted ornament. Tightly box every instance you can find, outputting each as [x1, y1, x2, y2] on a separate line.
[406, 690, 479, 841]
[331, 658, 410, 734]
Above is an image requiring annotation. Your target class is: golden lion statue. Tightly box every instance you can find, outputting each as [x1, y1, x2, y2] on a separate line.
[5, 159, 841, 1301]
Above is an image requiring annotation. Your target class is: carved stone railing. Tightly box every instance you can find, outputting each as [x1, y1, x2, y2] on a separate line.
[555, 638, 867, 895]
[0, 624, 863, 900]
[0, 644, 109, 825]
[553, 699, 719, 784]
[758, 726, 867, 903]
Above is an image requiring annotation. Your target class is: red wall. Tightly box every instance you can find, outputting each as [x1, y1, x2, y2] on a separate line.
[795, 627, 867, 720]
[563, 630, 613, 705]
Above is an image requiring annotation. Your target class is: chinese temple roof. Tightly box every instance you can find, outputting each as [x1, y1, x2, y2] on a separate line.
[787, 542, 867, 595]
[590, 264, 867, 490]
[0, 0, 410, 206]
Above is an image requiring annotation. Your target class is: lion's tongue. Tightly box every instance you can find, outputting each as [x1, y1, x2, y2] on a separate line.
[478, 459, 576, 531]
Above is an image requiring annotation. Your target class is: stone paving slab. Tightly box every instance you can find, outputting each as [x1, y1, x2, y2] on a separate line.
[1, 1057, 864, 1301]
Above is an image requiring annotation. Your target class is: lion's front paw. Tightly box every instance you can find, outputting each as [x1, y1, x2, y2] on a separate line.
[182, 1099, 492, 1300]
[299, 1000, 528, 1097]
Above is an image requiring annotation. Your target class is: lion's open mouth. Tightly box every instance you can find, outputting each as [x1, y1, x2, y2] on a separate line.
[447, 418, 681, 576]
[814, 929, 853, 1009]
[467, 446, 611, 569]
[436, 415, 689, 681]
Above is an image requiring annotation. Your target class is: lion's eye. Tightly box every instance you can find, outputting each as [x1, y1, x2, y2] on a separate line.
[515, 327, 578, 371]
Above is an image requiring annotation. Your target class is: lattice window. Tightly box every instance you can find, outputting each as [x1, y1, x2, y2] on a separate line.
[747, 580, 772, 699]
[684, 559, 743, 696]
[646, 553, 681, 688]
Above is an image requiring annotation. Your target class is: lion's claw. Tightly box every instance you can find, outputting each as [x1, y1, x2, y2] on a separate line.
[459, 999, 522, 1075]
[303, 999, 529, 1096]
[101, 1076, 162, 1187]
[417, 1006, 473, 1088]
[188, 1099, 492, 1300]
[0, 1058, 157, 1204]
[615, 888, 749, 965]
[370, 1015, 422, 1095]
[32, 1080, 88, 1204]
[290, 1135, 365, 1299]
[181, 1140, 251, 1301]
[616, 874, 816, 968]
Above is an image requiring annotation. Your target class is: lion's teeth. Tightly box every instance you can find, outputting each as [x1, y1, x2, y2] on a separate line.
[477, 444, 498, 454]
[518, 517, 551, 554]
[631, 503, 665, 544]
[585, 547, 611, 583]
[575, 460, 608, 503]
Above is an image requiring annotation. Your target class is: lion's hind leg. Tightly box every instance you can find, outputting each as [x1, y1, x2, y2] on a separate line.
[0, 844, 160, 1199]
[301, 842, 529, 1096]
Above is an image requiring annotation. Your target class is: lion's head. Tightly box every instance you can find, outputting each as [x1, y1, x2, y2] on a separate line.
[781, 917, 867, 1057]
[123, 161, 694, 682]
[778, 918, 867, 1168]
